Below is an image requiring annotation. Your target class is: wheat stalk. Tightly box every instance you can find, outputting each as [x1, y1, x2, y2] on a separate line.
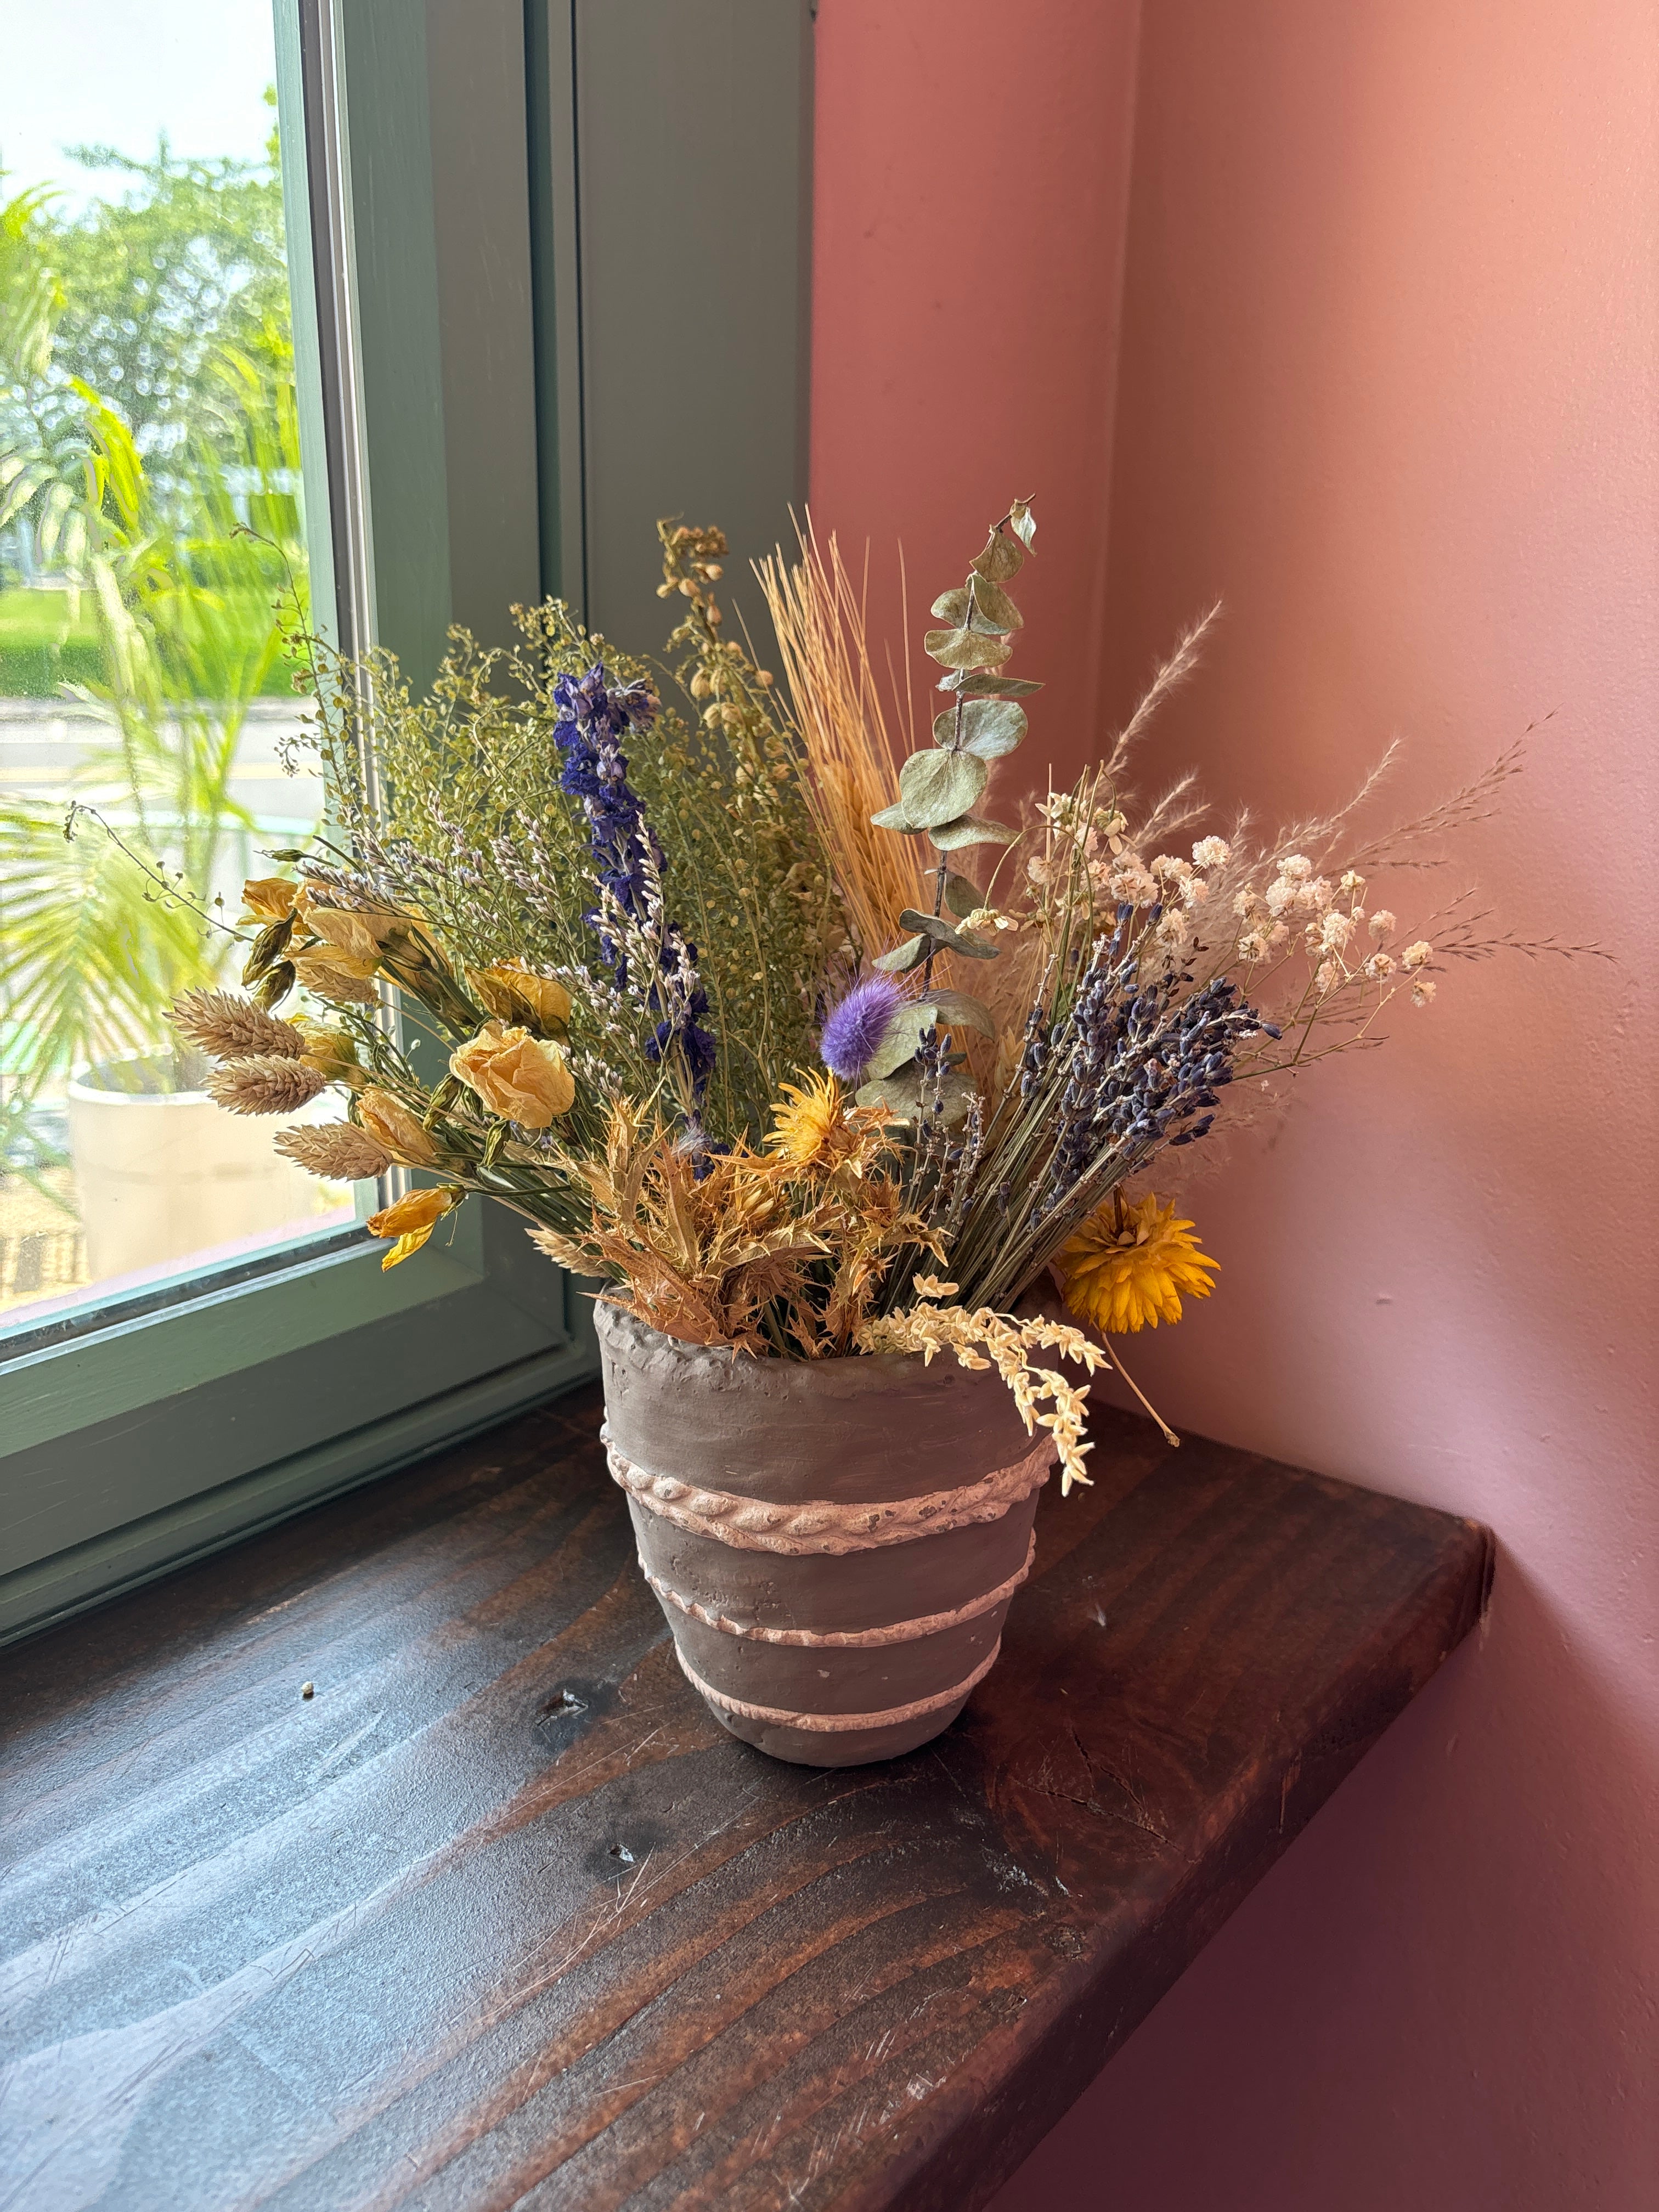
[756, 521, 935, 968]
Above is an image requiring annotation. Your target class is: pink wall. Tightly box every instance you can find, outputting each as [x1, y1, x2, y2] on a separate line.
[812, 3, 1658, 2206]
[808, 0, 1142, 757]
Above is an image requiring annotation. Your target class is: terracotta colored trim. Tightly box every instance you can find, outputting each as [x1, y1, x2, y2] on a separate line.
[641, 1531, 1038, 1647]
[603, 1430, 1054, 1555]
[674, 1638, 1004, 1731]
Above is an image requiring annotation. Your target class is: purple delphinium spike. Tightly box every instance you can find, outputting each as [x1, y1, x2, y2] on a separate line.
[820, 973, 906, 1084]
[551, 660, 718, 1104]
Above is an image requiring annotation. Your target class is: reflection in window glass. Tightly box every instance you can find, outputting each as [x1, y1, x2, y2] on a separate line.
[0, 0, 358, 1331]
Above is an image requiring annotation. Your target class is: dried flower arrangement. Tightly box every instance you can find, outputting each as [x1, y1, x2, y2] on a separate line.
[172, 500, 1571, 1493]
[168, 498, 1582, 1763]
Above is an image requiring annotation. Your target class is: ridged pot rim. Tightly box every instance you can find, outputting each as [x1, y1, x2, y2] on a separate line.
[594, 1296, 967, 1400]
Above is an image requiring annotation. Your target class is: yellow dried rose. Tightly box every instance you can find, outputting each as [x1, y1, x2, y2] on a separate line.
[290, 948, 381, 1006]
[366, 1184, 464, 1270]
[295, 1022, 365, 1089]
[450, 1020, 574, 1128]
[356, 1086, 441, 1166]
[303, 906, 407, 963]
[468, 959, 572, 1036]
[241, 876, 299, 922]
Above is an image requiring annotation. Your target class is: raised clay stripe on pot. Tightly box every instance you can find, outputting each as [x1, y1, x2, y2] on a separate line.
[640, 1532, 1037, 1647]
[602, 1430, 1054, 1555]
[674, 1639, 1005, 1732]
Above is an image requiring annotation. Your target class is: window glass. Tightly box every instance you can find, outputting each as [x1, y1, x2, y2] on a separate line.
[0, 0, 360, 1335]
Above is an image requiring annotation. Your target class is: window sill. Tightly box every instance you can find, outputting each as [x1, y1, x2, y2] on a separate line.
[0, 1390, 1491, 2209]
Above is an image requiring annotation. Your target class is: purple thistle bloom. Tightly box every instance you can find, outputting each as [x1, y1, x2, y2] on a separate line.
[820, 973, 907, 1083]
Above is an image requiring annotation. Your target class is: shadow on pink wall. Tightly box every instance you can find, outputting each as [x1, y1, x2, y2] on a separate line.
[810, 2, 1658, 2205]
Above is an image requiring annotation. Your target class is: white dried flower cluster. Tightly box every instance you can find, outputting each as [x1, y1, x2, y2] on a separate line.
[1222, 854, 1440, 1015]
[1106, 856, 1159, 907]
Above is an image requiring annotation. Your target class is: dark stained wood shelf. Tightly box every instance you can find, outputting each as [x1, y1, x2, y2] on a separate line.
[0, 1385, 1491, 2211]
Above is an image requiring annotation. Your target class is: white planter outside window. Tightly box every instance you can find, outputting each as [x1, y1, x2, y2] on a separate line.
[67, 1053, 344, 1285]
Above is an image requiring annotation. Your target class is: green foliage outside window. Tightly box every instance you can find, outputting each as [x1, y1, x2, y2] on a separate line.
[0, 117, 308, 1189]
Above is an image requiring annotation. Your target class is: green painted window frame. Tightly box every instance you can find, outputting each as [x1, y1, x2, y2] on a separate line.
[0, 0, 813, 1646]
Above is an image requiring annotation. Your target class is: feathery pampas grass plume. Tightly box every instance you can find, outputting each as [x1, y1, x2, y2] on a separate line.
[820, 973, 906, 1082]
[206, 1056, 329, 1116]
[172, 988, 304, 1062]
[273, 1122, 392, 1181]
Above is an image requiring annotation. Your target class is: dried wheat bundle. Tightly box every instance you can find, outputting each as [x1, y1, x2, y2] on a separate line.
[756, 522, 934, 968]
[273, 1122, 392, 1181]
[172, 988, 303, 1062]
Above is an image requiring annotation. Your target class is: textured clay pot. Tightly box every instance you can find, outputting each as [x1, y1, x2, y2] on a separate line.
[595, 1301, 1055, 1767]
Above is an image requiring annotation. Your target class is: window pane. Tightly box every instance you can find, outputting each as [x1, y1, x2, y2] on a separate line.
[0, 0, 361, 1334]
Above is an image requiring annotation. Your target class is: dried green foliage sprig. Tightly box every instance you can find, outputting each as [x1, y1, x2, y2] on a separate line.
[279, 553, 843, 1145]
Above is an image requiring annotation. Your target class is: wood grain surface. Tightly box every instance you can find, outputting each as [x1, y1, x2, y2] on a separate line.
[0, 1385, 1492, 2212]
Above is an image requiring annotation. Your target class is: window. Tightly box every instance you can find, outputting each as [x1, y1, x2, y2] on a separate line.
[0, 0, 360, 1333]
[0, 0, 812, 1644]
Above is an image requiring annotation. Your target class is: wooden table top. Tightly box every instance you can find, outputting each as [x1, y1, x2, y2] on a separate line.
[0, 1384, 1491, 2212]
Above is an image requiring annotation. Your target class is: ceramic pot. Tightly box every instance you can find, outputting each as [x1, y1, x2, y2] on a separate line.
[595, 1301, 1055, 1766]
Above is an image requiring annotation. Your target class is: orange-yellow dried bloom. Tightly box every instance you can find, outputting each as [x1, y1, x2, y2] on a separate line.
[1057, 1191, 1219, 1335]
[469, 960, 572, 1036]
[765, 1070, 888, 1175]
[241, 876, 299, 922]
[357, 1086, 441, 1167]
[290, 947, 381, 1006]
[451, 1021, 575, 1127]
[366, 1184, 464, 1269]
[303, 906, 407, 962]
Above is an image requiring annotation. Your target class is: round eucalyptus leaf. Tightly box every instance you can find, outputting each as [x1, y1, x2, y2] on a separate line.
[856, 1060, 977, 1130]
[897, 747, 988, 828]
[928, 988, 998, 1039]
[928, 813, 1020, 851]
[872, 932, 928, 975]
[896, 908, 1000, 960]
[865, 1001, 937, 1080]
[972, 529, 1024, 583]
[967, 575, 1023, 634]
[930, 586, 970, 624]
[937, 670, 1045, 698]
[943, 870, 982, 918]
[870, 799, 917, 832]
[923, 625, 1014, 672]
[959, 698, 1027, 757]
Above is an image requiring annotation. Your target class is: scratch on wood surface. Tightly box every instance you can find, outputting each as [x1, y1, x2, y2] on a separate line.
[309, 1709, 384, 1785]
[1278, 1753, 1304, 1834]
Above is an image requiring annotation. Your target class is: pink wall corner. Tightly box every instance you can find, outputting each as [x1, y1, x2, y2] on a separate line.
[808, 0, 1142, 768]
[815, 2, 1659, 2206]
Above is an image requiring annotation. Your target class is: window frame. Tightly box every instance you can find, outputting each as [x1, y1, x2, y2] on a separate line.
[0, 0, 814, 1646]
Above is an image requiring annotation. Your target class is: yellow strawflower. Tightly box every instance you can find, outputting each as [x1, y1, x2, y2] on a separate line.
[1056, 1190, 1219, 1334]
